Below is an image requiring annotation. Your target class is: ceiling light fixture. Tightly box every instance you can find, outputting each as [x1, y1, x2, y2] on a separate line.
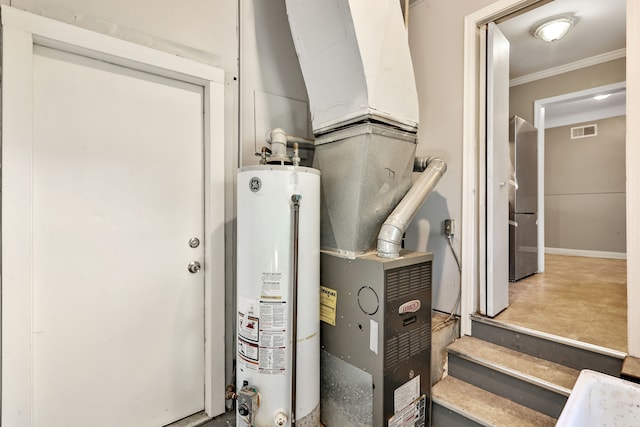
[593, 94, 611, 101]
[532, 17, 575, 43]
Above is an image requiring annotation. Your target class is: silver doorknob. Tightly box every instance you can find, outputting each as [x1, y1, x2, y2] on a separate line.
[188, 261, 202, 274]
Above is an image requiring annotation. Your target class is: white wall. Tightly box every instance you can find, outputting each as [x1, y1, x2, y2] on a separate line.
[3, 0, 237, 70]
[626, 0, 640, 358]
[1, 0, 240, 383]
[545, 117, 626, 254]
[239, 0, 311, 167]
[404, 0, 496, 314]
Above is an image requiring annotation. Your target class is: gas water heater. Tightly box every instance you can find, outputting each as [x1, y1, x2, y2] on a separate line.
[236, 164, 320, 427]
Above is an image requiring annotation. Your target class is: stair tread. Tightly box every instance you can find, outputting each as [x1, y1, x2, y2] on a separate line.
[433, 376, 556, 427]
[471, 316, 624, 377]
[448, 336, 579, 393]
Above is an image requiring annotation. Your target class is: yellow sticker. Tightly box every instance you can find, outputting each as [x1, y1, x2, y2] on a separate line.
[320, 286, 338, 326]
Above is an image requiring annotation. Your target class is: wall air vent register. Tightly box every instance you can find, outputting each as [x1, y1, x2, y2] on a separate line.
[571, 124, 598, 139]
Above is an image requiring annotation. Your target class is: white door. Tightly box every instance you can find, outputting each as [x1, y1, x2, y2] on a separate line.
[2, 8, 227, 426]
[33, 45, 205, 427]
[9, 44, 206, 427]
[485, 22, 511, 317]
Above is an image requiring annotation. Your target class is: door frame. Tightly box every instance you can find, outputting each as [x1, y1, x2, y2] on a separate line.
[0, 5, 226, 425]
[461, 0, 640, 359]
[482, 21, 511, 317]
[534, 81, 627, 268]
[461, 0, 539, 335]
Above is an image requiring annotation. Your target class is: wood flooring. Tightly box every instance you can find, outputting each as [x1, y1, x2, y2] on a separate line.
[495, 254, 627, 352]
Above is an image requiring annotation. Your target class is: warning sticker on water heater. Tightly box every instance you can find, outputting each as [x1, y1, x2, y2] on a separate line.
[260, 301, 287, 330]
[261, 272, 283, 298]
[258, 346, 286, 374]
[237, 299, 288, 375]
[320, 286, 337, 326]
[238, 337, 259, 361]
[258, 301, 287, 375]
[238, 312, 259, 342]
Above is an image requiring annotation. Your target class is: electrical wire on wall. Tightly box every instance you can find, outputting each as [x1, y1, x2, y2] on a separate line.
[432, 232, 462, 332]
[428, 228, 462, 427]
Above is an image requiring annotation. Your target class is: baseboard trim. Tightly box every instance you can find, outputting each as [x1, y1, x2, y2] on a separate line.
[545, 247, 627, 260]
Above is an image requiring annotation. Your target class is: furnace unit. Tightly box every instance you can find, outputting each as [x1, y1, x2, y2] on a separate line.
[319, 251, 432, 427]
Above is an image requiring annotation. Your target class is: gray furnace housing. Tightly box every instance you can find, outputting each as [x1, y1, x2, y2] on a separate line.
[320, 251, 432, 427]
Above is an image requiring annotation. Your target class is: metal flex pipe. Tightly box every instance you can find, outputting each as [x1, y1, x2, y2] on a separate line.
[377, 156, 447, 258]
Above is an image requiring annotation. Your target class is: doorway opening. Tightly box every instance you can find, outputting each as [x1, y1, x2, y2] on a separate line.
[462, 0, 627, 351]
[494, 82, 627, 351]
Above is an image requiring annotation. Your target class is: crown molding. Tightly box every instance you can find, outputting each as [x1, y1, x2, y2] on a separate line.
[510, 48, 627, 87]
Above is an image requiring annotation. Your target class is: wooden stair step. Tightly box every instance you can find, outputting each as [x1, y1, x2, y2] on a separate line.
[471, 315, 625, 376]
[448, 336, 579, 394]
[432, 376, 556, 427]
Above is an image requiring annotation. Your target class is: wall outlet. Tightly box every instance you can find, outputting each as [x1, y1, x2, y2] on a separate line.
[444, 219, 455, 237]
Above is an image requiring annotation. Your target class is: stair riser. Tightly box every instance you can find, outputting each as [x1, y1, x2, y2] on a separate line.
[472, 320, 623, 376]
[448, 354, 567, 418]
[432, 402, 486, 427]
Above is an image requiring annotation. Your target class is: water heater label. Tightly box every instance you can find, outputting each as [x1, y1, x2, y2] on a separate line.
[260, 330, 286, 348]
[261, 272, 283, 298]
[260, 301, 287, 330]
[237, 356, 258, 373]
[257, 301, 287, 375]
[237, 299, 289, 376]
[258, 346, 286, 374]
[238, 312, 259, 342]
[238, 337, 259, 361]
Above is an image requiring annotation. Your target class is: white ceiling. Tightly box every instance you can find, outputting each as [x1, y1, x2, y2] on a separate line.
[544, 89, 626, 128]
[498, 0, 626, 126]
[498, 0, 626, 79]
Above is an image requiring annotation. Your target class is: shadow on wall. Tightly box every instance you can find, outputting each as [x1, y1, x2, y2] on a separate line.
[406, 191, 455, 312]
[249, 0, 312, 163]
[253, 0, 303, 93]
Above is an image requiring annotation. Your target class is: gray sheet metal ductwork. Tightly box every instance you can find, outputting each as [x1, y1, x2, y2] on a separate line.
[377, 157, 447, 258]
[313, 122, 417, 256]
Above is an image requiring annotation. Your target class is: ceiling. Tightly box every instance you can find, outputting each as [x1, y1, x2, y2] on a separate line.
[498, 0, 626, 79]
[544, 88, 626, 128]
[497, 0, 626, 127]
